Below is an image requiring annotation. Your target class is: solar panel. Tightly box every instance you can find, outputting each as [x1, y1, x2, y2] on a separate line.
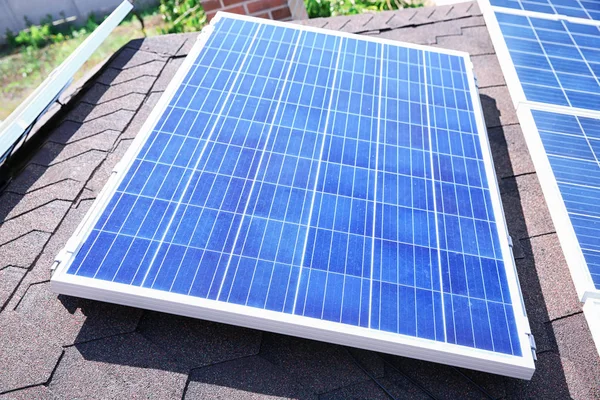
[495, 12, 600, 111]
[516, 107, 600, 296]
[51, 13, 535, 378]
[479, 0, 600, 354]
[490, 0, 600, 22]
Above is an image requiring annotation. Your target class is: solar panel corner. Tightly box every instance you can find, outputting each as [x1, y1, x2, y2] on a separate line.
[479, 0, 528, 111]
[51, 13, 536, 379]
[583, 298, 600, 356]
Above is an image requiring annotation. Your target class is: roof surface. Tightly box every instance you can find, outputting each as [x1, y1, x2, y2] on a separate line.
[1, 2, 600, 399]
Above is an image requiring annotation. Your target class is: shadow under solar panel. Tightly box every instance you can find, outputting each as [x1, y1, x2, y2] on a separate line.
[51, 13, 535, 379]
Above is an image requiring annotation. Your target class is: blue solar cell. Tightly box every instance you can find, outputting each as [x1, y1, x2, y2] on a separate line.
[530, 109, 600, 289]
[491, 0, 600, 21]
[62, 16, 524, 358]
[496, 12, 600, 111]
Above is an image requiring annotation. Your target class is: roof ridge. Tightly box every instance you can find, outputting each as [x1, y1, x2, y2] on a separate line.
[297, 1, 480, 34]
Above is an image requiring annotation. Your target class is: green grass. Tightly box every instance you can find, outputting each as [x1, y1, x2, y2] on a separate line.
[0, 13, 167, 120]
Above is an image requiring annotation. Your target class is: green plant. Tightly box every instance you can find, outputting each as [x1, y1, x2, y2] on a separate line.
[5, 29, 17, 48]
[159, 0, 207, 34]
[305, 0, 331, 18]
[85, 14, 100, 32]
[9, 16, 53, 48]
[305, 0, 422, 18]
[15, 24, 51, 48]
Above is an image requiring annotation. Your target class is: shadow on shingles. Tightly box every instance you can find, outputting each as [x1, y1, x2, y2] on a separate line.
[70, 308, 312, 398]
[64, 92, 571, 399]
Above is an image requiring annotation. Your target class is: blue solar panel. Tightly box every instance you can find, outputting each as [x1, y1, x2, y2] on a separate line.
[484, 0, 600, 356]
[530, 109, 600, 289]
[491, 0, 600, 21]
[495, 12, 600, 111]
[53, 15, 530, 368]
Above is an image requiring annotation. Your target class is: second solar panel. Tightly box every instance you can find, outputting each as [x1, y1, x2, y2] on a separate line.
[495, 12, 600, 111]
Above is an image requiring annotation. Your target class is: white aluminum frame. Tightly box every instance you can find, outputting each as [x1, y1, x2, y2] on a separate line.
[479, 0, 600, 301]
[51, 12, 535, 379]
[0, 0, 133, 162]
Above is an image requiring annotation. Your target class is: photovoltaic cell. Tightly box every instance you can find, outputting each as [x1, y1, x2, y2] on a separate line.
[52, 14, 533, 375]
[491, 0, 600, 21]
[496, 12, 600, 111]
[530, 109, 600, 289]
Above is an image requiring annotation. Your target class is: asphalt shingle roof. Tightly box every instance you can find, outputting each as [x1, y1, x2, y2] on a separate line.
[1, 2, 599, 398]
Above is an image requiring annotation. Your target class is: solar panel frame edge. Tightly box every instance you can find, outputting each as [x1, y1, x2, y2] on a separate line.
[460, 38, 535, 376]
[515, 106, 600, 301]
[50, 12, 535, 379]
[213, 11, 475, 59]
